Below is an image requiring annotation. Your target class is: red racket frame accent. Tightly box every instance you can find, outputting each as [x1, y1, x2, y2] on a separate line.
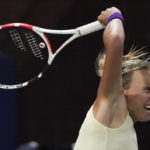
[19, 24, 33, 30]
[43, 34, 53, 53]
[1, 24, 15, 29]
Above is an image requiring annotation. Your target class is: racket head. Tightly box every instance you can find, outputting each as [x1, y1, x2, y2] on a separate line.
[0, 23, 53, 89]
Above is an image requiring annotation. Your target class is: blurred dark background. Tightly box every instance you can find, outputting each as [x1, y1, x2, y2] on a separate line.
[0, 0, 150, 150]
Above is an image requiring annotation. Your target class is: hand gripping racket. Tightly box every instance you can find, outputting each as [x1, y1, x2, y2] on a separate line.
[0, 21, 105, 89]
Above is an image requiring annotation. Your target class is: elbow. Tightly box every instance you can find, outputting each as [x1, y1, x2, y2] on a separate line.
[103, 23, 125, 46]
[104, 32, 125, 49]
[111, 32, 125, 42]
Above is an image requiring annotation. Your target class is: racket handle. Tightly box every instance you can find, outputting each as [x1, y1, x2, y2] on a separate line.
[77, 21, 105, 36]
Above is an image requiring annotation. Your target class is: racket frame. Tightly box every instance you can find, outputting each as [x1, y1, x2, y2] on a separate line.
[0, 21, 104, 89]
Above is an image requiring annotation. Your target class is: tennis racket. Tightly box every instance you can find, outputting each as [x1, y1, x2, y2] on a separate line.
[0, 21, 105, 89]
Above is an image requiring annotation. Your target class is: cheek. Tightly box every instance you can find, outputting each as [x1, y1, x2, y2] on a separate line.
[126, 95, 142, 110]
[126, 96, 143, 120]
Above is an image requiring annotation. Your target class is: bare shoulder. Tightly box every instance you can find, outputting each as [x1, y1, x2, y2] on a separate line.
[93, 93, 128, 128]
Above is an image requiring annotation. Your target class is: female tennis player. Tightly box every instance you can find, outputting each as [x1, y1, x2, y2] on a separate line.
[73, 7, 150, 150]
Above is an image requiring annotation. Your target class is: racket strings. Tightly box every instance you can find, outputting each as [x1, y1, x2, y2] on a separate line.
[9, 29, 26, 51]
[25, 32, 45, 60]
[9, 28, 45, 60]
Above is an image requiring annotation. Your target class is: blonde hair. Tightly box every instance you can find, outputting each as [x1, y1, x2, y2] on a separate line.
[95, 45, 150, 87]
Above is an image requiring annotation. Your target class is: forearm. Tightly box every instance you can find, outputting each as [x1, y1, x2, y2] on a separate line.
[103, 19, 125, 49]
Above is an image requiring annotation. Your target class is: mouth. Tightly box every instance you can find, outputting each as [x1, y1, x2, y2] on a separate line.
[144, 105, 150, 112]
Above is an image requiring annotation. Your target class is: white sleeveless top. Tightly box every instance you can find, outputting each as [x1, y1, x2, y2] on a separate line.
[73, 105, 138, 150]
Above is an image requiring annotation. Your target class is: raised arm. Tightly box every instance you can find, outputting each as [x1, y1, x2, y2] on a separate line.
[93, 7, 127, 128]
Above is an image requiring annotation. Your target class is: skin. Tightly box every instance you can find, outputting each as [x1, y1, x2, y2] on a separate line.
[93, 7, 150, 128]
[124, 69, 150, 122]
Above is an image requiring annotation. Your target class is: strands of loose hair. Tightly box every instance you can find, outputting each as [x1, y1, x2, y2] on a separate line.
[95, 45, 150, 77]
[122, 45, 150, 74]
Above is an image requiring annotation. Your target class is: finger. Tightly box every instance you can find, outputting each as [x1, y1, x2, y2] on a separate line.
[106, 8, 112, 11]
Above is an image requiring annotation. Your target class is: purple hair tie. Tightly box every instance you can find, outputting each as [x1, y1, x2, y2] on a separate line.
[106, 12, 124, 25]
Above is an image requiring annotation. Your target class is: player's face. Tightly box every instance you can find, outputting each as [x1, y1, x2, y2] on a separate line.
[124, 69, 150, 122]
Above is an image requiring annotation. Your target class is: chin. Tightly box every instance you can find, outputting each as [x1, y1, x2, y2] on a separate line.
[129, 111, 150, 122]
[132, 115, 150, 123]
[143, 119, 150, 122]
[137, 116, 150, 122]
[137, 119, 150, 123]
